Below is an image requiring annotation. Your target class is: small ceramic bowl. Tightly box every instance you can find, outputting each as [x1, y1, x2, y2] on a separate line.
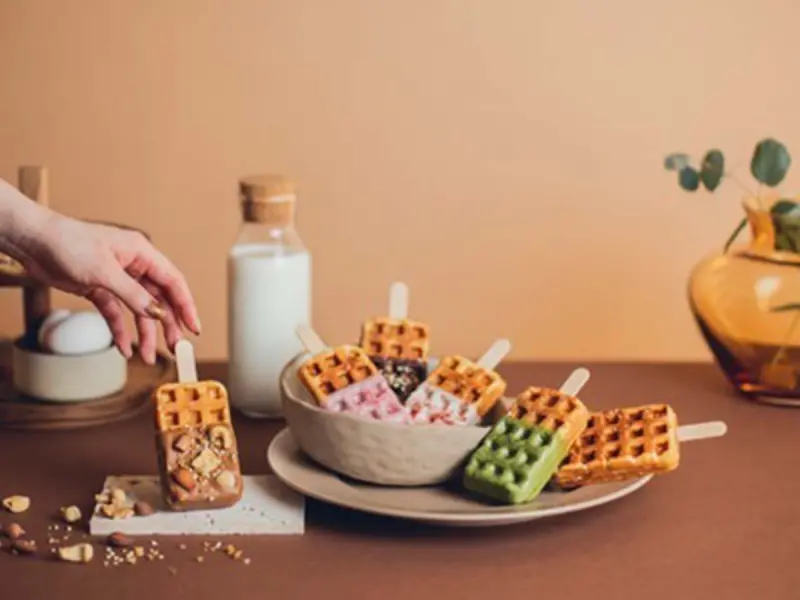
[11, 337, 128, 402]
[280, 352, 503, 486]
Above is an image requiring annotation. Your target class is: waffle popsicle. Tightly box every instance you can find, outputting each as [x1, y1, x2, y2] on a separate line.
[463, 368, 591, 504]
[296, 325, 410, 423]
[153, 340, 244, 511]
[553, 405, 727, 489]
[405, 339, 511, 426]
[359, 282, 430, 401]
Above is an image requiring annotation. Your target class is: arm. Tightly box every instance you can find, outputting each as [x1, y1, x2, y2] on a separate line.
[0, 177, 54, 266]
[0, 176, 200, 363]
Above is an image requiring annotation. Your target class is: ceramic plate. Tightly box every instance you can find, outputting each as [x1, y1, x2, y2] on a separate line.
[267, 428, 652, 527]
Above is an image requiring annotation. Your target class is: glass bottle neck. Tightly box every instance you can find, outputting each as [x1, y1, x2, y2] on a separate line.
[233, 221, 306, 253]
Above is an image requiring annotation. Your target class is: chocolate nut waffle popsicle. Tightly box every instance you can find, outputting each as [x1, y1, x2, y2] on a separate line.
[153, 340, 243, 511]
[296, 325, 410, 423]
[359, 282, 430, 401]
[405, 339, 511, 426]
[463, 368, 591, 504]
[553, 405, 727, 489]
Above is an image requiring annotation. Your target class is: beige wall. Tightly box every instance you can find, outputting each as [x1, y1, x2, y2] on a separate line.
[0, 0, 796, 361]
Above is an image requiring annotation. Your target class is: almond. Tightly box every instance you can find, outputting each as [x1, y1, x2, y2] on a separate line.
[4, 523, 24, 540]
[107, 532, 133, 548]
[11, 539, 36, 555]
[172, 467, 196, 491]
[133, 501, 155, 516]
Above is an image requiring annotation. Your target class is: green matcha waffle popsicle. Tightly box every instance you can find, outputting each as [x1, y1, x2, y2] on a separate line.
[463, 368, 591, 504]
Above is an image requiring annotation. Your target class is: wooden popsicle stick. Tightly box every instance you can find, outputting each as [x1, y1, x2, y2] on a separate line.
[174, 339, 198, 384]
[559, 367, 590, 397]
[677, 421, 727, 442]
[388, 282, 409, 320]
[476, 339, 511, 370]
[295, 324, 327, 354]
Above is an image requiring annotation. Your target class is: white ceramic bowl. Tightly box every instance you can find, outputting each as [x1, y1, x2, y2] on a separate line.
[12, 338, 128, 402]
[280, 352, 501, 486]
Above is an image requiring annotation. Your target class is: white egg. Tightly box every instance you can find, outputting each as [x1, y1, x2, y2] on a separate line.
[37, 309, 72, 349]
[42, 310, 114, 356]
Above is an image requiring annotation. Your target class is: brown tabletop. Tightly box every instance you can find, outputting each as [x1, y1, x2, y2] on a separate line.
[0, 361, 796, 600]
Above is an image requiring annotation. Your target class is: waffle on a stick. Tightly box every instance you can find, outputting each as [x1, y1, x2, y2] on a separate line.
[463, 386, 589, 504]
[554, 404, 680, 488]
[153, 381, 243, 511]
[297, 345, 379, 406]
[424, 355, 506, 417]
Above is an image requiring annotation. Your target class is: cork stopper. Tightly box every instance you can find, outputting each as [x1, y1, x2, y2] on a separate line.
[239, 174, 296, 226]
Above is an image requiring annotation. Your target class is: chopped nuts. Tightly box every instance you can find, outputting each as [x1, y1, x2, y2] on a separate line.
[96, 487, 135, 520]
[10, 539, 37, 555]
[173, 434, 193, 453]
[110, 488, 127, 505]
[216, 470, 237, 491]
[107, 532, 134, 548]
[61, 505, 82, 524]
[2, 495, 30, 514]
[58, 543, 94, 564]
[3, 522, 25, 540]
[208, 425, 233, 449]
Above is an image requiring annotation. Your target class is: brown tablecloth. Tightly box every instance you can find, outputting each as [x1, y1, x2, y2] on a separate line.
[0, 361, 796, 600]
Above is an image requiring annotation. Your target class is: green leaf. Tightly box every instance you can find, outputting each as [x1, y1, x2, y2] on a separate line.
[678, 167, 700, 191]
[664, 153, 690, 171]
[723, 217, 747, 251]
[751, 138, 791, 187]
[771, 205, 800, 252]
[771, 199, 799, 215]
[700, 149, 724, 191]
[771, 303, 800, 313]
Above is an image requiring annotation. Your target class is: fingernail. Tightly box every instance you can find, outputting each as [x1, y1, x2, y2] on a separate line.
[194, 316, 202, 335]
[145, 301, 166, 320]
[117, 343, 132, 359]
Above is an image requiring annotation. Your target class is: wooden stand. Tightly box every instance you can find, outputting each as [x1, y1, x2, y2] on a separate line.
[0, 165, 174, 430]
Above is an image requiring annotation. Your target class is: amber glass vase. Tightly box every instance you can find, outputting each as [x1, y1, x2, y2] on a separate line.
[689, 198, 800, 405]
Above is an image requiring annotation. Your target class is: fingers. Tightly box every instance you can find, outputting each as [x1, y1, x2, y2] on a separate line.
[140, 252, 201, 335]
[141, 280, 184, 351]
[86, 289, 133, 359]
[136, 314, 158, 366]
[100, 266, 160, 320]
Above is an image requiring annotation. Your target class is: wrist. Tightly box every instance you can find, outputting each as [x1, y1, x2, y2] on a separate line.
[0, 178, 57, 262]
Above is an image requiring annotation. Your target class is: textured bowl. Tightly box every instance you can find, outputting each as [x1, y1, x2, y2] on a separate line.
[280, 352, 502, 486]
[11, 337, 128, 402]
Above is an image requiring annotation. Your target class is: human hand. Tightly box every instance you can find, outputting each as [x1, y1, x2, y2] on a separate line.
[14, 213, 201, 364]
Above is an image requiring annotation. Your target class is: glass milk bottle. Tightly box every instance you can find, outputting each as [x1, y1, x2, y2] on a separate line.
[227, 174, 311, 418]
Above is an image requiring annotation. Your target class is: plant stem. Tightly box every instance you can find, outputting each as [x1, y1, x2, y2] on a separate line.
[725, 173, 756, 197]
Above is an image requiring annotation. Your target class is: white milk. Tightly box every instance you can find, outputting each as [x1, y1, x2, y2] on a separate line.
[227, 244, 311, 418]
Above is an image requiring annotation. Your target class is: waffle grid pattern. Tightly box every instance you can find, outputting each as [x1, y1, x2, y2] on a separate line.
[154, 382, 230, 432]
[426, 356, 506, 416]
[509, 386, 588, 433]
[298, 346, 378, 404]
[555, 404, 680, 487]
[463, 417, 557, 504]
[360, 318, 430, 361]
